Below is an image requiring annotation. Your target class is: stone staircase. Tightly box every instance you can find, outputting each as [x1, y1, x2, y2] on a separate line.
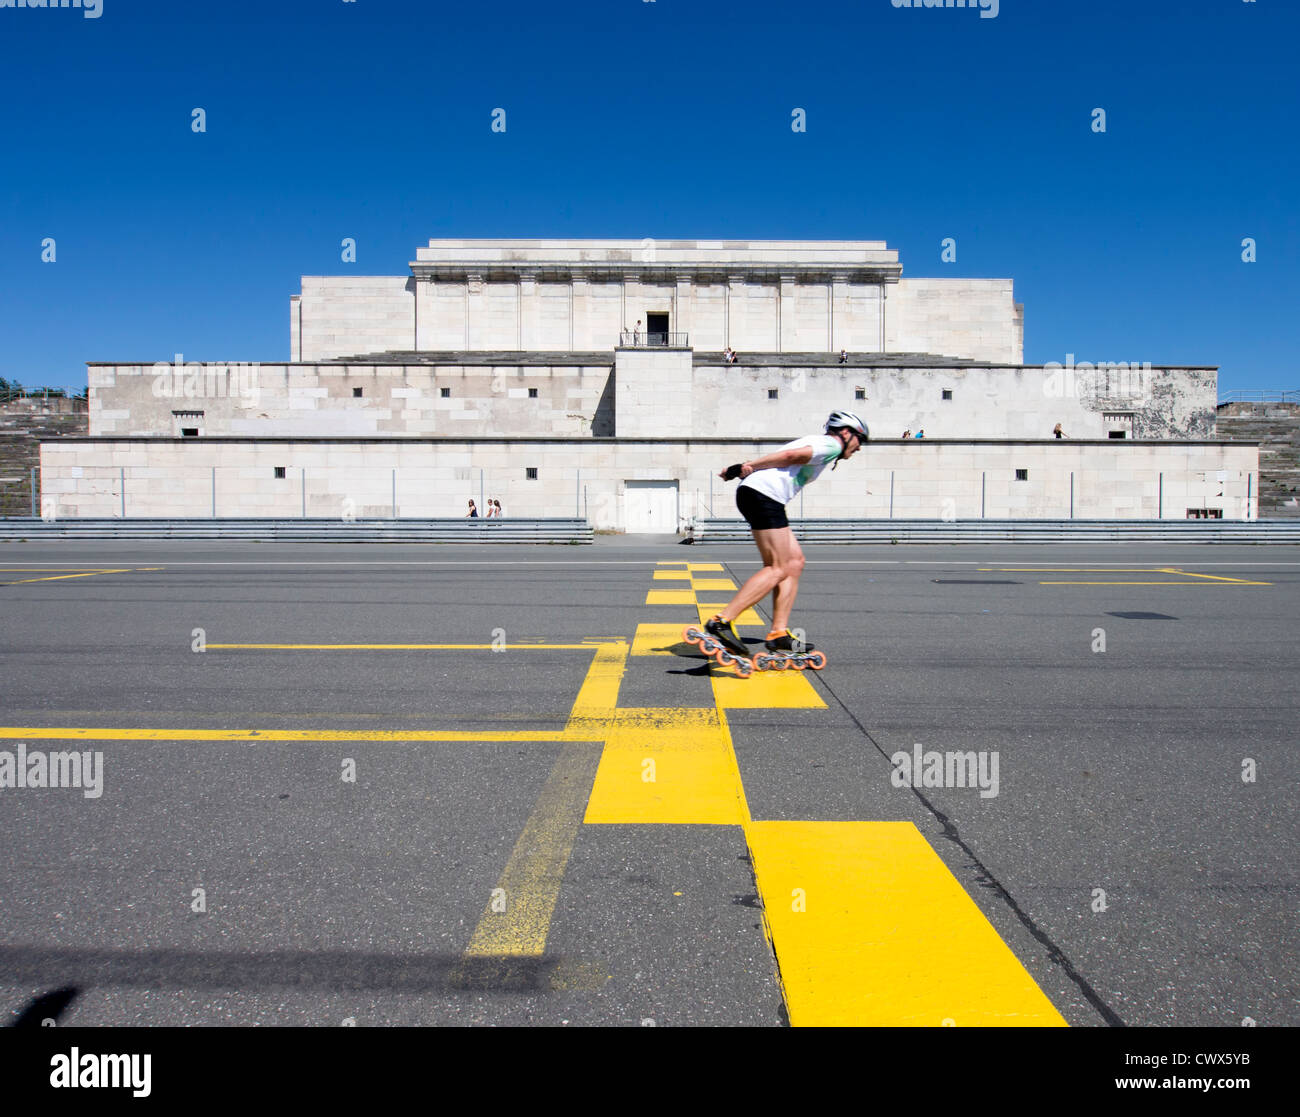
[0, 403, 89, 516]
[1216, 402, 1300, 516]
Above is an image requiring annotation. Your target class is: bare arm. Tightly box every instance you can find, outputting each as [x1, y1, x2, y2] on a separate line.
[719, 445, 814, 480]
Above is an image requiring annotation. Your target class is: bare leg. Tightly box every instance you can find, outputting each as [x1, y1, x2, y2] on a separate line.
[718, 527, 805, 624]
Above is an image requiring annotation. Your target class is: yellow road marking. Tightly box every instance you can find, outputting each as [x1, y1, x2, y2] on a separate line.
[653, 570, 693, 581]
[747, 821, 1068, 1027]
[0, 726, 570, 743]
[463, 738, 604, 957]
[1156, 568, 1270, 585]
[631, 623, 691, 656]
[711, 670, 825, 709]
[985, 566, 1270, 587]
[1039, 581, 1270, 586]
[690, 577, 737, 592]
[1, 568, 132, 584]
[207, 643, 608, 650]
[646, 589, 698, 606]
[584, 707, 750, 825]
[981, 568, 1177, 573]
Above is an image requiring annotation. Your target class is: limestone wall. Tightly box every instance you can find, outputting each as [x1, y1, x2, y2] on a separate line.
[40, 438, 1258, 526]
[292, 240, 1023, 361]
[296, 276, 414, 361]
[87, 361, 614, 439]
[85, 357, 1216, 443]
[888, 279, 1021, 364]
[687, 361, 1217, 442]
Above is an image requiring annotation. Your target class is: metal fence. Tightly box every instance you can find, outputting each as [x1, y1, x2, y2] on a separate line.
[617, 331, 690, 348]
[1218, 390, 1300, 404]
[0, 517, 593, 543]
[689, 518, 1300, 544]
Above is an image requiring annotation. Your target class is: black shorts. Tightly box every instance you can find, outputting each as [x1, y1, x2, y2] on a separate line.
[736, 485, 790, 531]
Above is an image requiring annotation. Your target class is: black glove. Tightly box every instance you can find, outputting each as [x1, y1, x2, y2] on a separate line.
[723, 463, 744, 481]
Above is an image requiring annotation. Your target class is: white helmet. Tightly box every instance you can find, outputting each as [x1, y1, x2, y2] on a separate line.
[825, 409, 869, 444]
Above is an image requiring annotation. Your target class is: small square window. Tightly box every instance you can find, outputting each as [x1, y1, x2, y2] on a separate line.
[1108, 430, 1127, 439]
[441, 387, 451, 398]
[942, 389, 953, 401]
[855, 388, 866, 400]
[768, 389, 779, 400]
[528, 387, 538, 398]
[274, 467, 286, 479]
[1015, 469, 1029, 481]
[526, 467, 538, 480]
[353, 387, 363, 398]
[181, 428, 199, 437]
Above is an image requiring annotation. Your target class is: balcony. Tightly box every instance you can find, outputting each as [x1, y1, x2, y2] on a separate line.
[618, 331, 690, 349]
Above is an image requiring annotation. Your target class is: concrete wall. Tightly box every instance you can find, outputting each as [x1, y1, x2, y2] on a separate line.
[297, 276, 414, 361]
[889, 279, 1021, 364]
[86, 357, 1216, 443]
[40, 438, 1258, 526]
[688, 361, 1218, 442]
[300, 273, 1020, 362]
[87, 361, 614, 439]
[293, 239, 1021, 361]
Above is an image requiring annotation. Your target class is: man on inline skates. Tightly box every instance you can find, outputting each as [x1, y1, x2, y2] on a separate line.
[692, 409, 868, 670]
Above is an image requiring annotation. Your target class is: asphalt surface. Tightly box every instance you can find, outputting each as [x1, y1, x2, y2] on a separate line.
[0, 538, 1296, 1027]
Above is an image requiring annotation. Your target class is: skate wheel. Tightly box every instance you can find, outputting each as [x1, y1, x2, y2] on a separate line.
[683, 626, 704, 647]
[805, 651, 827, 670]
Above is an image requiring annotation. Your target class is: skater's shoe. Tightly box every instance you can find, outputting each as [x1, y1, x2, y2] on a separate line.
[764, 629, 815, 654]
[704, 615, 750, 658]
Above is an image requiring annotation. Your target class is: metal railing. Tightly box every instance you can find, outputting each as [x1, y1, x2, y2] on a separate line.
[618, 331, 690, 348]
[0, 389, 88, 410]
[1218, 390, 1300, 404]
[0, 517, 594, 544]
[689, 518, 1300, 544]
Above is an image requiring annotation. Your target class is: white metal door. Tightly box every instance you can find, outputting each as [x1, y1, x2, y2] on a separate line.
[624, 480, 679, 533]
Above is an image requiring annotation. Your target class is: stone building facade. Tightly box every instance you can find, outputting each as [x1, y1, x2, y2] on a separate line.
[44, 238, 1256, 527]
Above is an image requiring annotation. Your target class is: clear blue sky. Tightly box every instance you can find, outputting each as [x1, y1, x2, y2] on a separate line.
[1, 0, 1295, 395]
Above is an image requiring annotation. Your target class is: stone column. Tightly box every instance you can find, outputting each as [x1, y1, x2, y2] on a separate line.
[519, 271, 538, 351]
[830, 272, 849, 352]
[674, 273, 692, 345]
[571, 273, 589, 350]
[622, 272, 640, 342]
[726, 274, 745, 348]
[778, 274, 796, 353]
[466, 273, 483, 350]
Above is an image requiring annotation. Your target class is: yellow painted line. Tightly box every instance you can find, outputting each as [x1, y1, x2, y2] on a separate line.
[695, 603, 763, 627]
[993, 564, 1268, 590]
[1158, 568, 1270, 585]
[646, 589, 699, 606]
[0, 726, 570, 743]
[462, 738, 604, 957]
[711, 669, 826, 709]
[1039, 581, 1269, 586]
[652, 570, 693, 581]
[584, 707, 750, 826]
[567, 640, 628, 719]
[631, 623, 691, 656]
[685, 563, 725, 572]
[690, 577, 737, 592]
[1, 568, 132, 584]
[981, 568, 1178, 573]
[207, 643, 611, 650]
[746, 821, 1068, 1027]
